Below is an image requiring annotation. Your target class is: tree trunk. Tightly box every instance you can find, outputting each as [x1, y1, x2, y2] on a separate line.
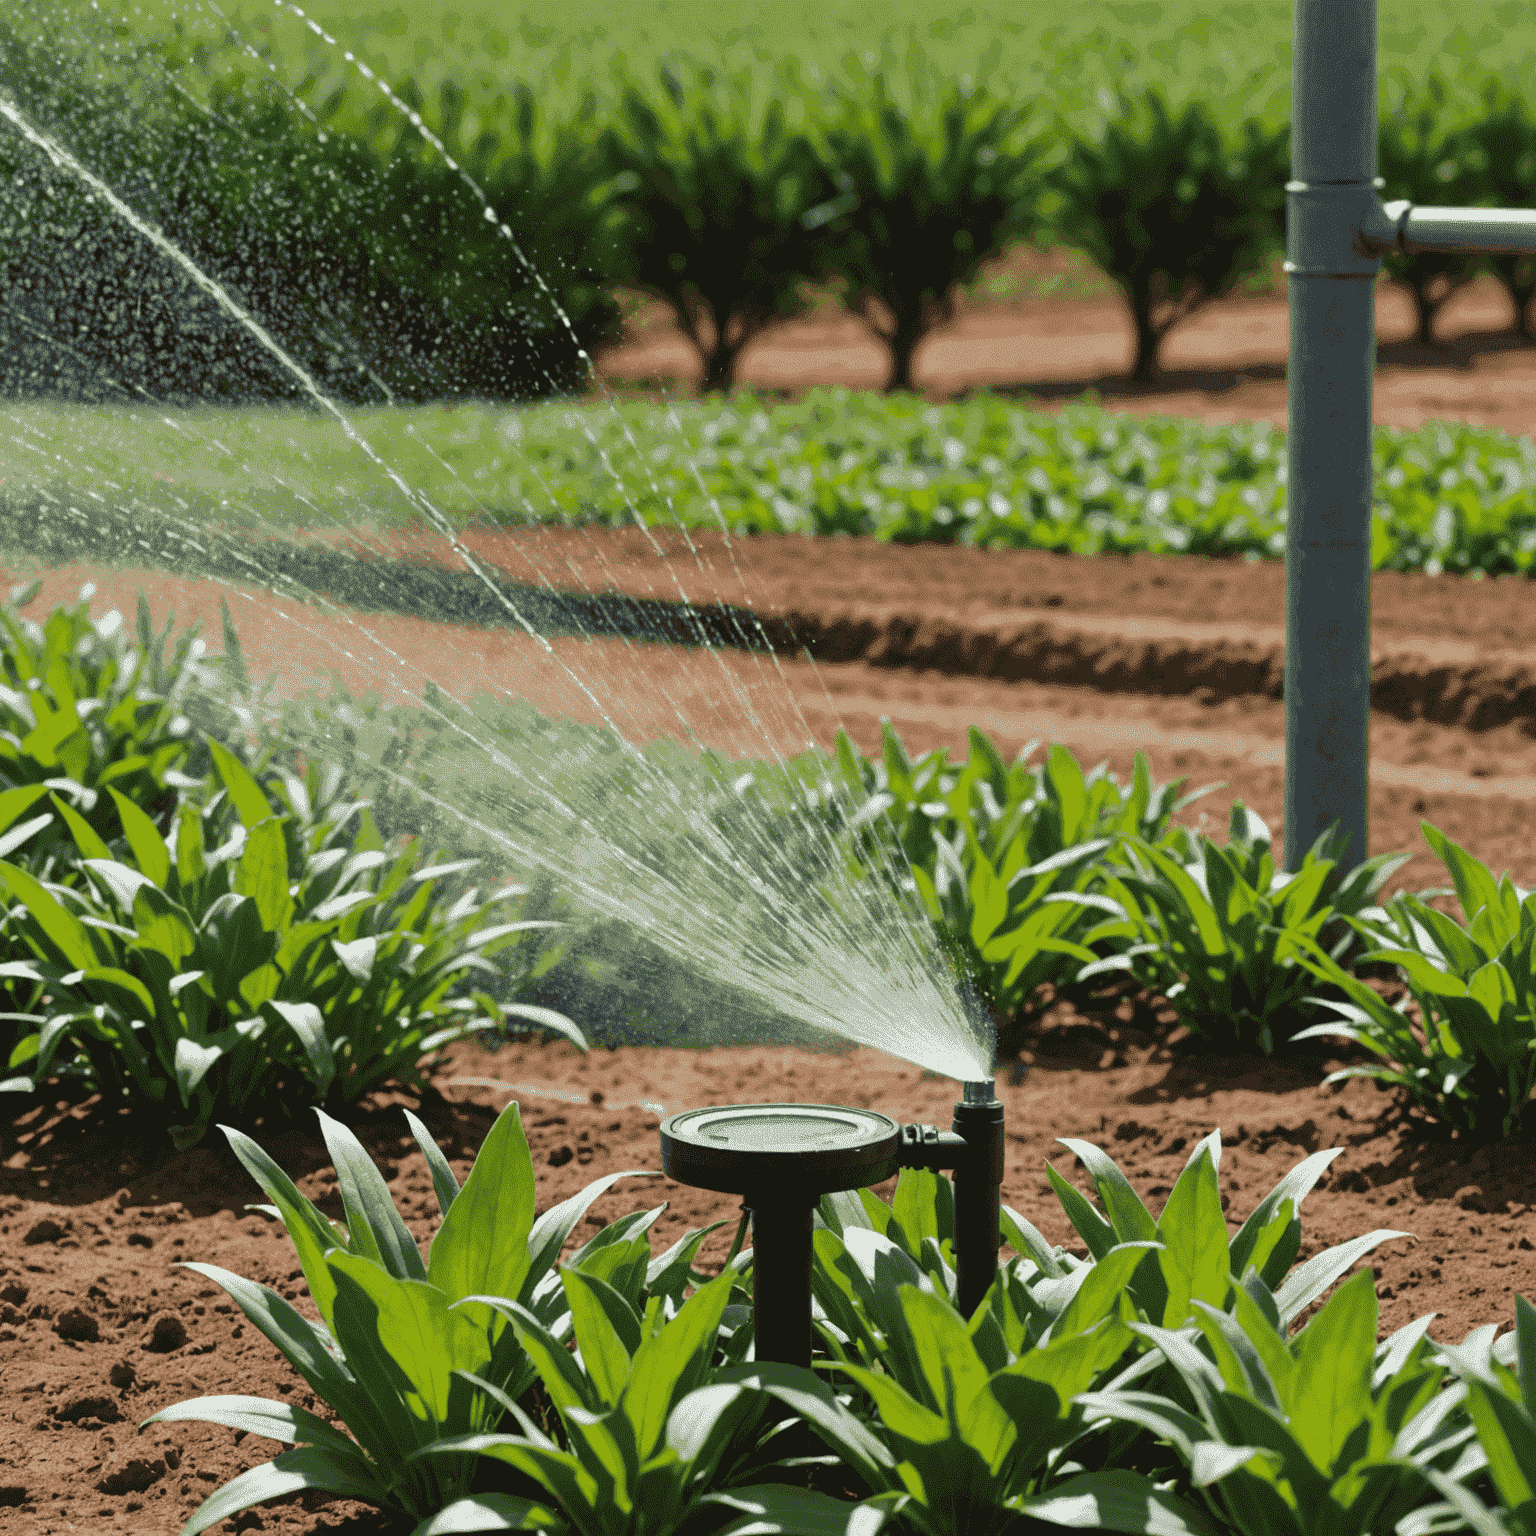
[1129, 296, 1161, 383]
[702, 335, 742, 392]
[885, 305, 927, 393]
[1408, 280, 1439, 346]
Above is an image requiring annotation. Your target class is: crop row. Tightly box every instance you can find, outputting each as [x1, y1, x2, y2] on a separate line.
[4, 584, 1533, 1153]
[2, 0, 1533, 403]
[21, 391, 1532, 578]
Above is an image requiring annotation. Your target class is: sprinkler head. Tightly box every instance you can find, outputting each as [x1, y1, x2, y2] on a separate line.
[660, 1102, 903, 1198]
[660, 1088, 1007, 1369]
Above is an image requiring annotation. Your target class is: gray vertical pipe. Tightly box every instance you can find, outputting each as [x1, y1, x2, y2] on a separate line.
[1283, 0, 1381, 874]
[1282, 9, 1536, 872]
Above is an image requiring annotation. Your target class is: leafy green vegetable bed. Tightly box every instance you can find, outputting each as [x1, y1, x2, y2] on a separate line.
[12, 393, 1536, 576]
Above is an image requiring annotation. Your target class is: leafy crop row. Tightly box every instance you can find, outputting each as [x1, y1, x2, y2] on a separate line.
[7, 578, 1536, 1148]
[285, 641, 1536, 1148]
[143, 1090, 1534, 1536]
[0, 586, 580, 1144]
[17, 391, 1536, 578]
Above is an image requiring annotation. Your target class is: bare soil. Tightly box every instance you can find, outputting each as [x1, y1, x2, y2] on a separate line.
[7, 253, 1536, 1532]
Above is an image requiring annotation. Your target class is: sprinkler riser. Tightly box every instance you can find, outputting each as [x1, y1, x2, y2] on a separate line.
[950, 1095, 1005, 1319]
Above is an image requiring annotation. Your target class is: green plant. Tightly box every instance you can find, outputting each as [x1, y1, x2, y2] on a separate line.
[1035, 78, 1288, 382]
[1079, 1271, 1475, 1536]
[142, 1098, 715, 1533]
[0, 738, 579, 1145]
[1037, 1130, 1410, 1343]
[1295, 821, 1536, 1141]
[1093, 804, 1410, 1053]
[605, 55, 835, 391]
[718, 1284, 1216, 1536]
[834, 724, 1216, 1026]
[807, 39, 1058, 391]
[410, 1269, 876, 1535]
[0, 586, 255, 853]
[1424, 1295, 1536, 1536]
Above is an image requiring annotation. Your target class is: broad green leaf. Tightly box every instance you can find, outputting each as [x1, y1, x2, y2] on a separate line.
[410, 1493, 563, 1535]
[315, 1109, 426, 1282]
[1014, 1467, 1218, 1536]
[220, 1129, 349, 1331]
[0, 858, 102, 969]
[623, 1271, 734, 1457]
[1156, 1143, 1229, 1327]
[0, 784, 49, 835]
[1045, 1161, 1118, 1260]
[133, 884, 199, 964]
[177, 1445, 385, 1536]
[1274, 1229, 1411, 1329]
[1000, 1204, 1066, 1277]
[1423, 822, 1506, 936]
[237, 818, 294, 933]
[713, 1360, 897, 1492]
[563, 1268, 635, 1405]
[328, 1253, 490, 1425]
[409, 1432, 597, 1515]
[428, 1100, 536, 1338]
[526, 1168, 664, 1297]
[261, 1000, 335, 1099]
[108, 787, 171, 887]
[1012, 1318, 1137, 1405]
[209, 737, 276, 829]
[50, 793, 112, 860]
[901, 1285, 1012, 1465]
[403, 1109, 459, 1220]
[176, 801, 207, 887]
[1051, 1243, 1161, 1341]
[1228, 1147, 1340, 1278]
[169, 1262, 388, 1462]
[838, 1360, 949, 1445]
[141, 1394, 363, 1458]
[1057, 1139, 1158, 1244]
[892, 1167, 948, 1256]
[1287, 1269, 1377, 1472]
[702, 1482, 904, 1535]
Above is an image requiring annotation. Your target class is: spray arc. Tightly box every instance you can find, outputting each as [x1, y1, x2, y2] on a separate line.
[660, 1078, 1004, 1369]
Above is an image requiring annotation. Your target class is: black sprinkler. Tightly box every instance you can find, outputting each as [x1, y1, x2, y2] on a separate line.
[659, 1081, 1005, 1369]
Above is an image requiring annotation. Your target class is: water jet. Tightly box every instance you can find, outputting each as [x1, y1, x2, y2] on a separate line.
[660, 1075, 1005, 1369]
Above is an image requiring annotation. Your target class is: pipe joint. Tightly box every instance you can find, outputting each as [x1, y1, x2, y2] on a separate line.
[1284, 177, 1389, 277]
[896, 1123, 969, 1171]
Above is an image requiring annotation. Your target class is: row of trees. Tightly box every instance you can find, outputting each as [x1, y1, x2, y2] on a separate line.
[1, 21, 1531, 404]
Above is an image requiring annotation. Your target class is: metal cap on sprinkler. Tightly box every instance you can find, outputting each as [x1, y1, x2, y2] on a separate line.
[658, 1077, 1004, 1370]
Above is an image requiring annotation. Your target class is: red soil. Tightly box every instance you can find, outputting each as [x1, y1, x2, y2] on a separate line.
[7, 258, 1536, 1532]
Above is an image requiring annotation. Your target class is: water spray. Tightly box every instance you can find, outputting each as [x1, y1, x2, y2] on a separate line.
[659, 1076, 1005, 1369]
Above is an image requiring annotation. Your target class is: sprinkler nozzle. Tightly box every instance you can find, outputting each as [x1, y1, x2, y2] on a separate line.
[963, 1078, 998, 1104]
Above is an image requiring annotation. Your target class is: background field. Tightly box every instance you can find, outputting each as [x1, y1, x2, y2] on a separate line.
[188, 0, 1530, 117]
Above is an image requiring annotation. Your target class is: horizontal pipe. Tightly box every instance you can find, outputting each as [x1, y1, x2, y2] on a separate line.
[1360, 199, 1536, 257]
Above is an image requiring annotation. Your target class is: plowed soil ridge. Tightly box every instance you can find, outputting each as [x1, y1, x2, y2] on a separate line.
[39, 511, 1532, 734]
